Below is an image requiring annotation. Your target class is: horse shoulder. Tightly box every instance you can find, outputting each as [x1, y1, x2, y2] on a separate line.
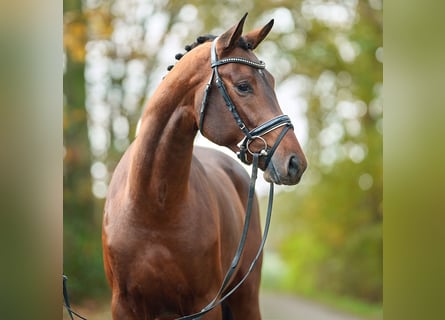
[191, 146, 258, 265]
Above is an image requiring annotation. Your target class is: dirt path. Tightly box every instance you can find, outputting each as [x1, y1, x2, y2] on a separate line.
[65, 292, 366, 320]
[260, 292, 363, 320]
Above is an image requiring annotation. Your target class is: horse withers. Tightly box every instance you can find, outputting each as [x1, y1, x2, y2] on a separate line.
[102, 13, 307, 320]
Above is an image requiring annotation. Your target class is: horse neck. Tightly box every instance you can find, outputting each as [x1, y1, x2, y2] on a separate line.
[127, 73, 199, 210]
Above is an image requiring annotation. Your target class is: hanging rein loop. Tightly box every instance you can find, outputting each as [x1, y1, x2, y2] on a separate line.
[177, 38, 294, 319]
[199, 38, 294, 168]
[63, 275, 88, 320]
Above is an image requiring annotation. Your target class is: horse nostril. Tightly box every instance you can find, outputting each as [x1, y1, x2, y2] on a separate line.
[288, 156, 300, 178]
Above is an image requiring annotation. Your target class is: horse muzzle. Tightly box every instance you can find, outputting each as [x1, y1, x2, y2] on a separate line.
[263, 152, 307, 185]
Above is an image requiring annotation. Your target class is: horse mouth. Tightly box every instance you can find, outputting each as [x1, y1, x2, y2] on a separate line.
[263, 165, 282, 185]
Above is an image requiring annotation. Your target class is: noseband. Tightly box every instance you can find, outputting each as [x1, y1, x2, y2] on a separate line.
[199, 38, 293, 168]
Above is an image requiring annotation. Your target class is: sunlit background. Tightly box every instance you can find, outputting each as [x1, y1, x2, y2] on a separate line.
[64, 0, 381, 318]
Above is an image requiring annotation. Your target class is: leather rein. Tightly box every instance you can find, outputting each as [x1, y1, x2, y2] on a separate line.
[176, 38, 294, 320]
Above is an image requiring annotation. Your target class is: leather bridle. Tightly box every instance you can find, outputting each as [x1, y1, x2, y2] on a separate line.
[199, 38, 294, 168]
[176, 38, 294, 320]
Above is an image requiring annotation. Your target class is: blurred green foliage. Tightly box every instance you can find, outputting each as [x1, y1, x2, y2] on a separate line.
[63, 0, 382, 307]
[63, 0, 108, 300]
[265, 148, 382, 302]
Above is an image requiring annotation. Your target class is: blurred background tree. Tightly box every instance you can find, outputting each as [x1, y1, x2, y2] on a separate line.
[63, 0, 382, 310]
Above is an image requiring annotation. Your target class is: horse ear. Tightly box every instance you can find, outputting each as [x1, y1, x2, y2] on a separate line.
[244, 19, 274, 50]
[219, 12, 248, 53]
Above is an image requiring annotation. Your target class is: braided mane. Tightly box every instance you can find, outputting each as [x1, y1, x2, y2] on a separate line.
[166, 35, 215, 71]
[167, 34, 250, 71]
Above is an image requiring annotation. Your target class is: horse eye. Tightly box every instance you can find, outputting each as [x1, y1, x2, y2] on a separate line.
[236, 82, 253, 94]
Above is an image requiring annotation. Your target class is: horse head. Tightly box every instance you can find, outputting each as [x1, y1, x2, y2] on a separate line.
[172, 13, 307, 185]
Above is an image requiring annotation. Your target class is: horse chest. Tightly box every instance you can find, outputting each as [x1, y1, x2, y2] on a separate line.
[108, 213, 221, 287]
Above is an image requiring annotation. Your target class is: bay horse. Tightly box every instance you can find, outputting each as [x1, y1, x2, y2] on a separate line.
[102, 13, 307, 320]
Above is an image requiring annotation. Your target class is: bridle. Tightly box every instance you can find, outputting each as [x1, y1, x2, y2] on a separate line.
[176, 38, 294, 320]
[199, 38, 294, 168]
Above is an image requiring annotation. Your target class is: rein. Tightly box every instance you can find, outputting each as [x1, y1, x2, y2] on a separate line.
[177, 38, 293, 319]
[177, 155, 273, 320]
[63, 275, 88, 320]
